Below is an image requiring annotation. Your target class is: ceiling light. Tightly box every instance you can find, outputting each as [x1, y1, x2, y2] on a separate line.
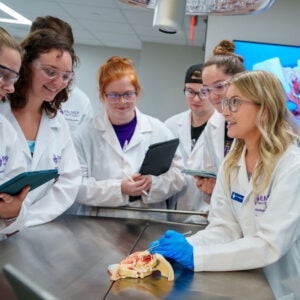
[153, 0, 187, 34]
[120, 0, 276, 16]
[0, 2, 31, 25]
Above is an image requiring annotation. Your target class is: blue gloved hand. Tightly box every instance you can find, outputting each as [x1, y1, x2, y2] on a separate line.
[149, 230, 194, 270]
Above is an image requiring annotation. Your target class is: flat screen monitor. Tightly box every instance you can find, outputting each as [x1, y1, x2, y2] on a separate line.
[234, 39, 300, 124]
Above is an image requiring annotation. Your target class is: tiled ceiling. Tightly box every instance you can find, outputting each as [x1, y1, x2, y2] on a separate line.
[0, 0, 207, 50]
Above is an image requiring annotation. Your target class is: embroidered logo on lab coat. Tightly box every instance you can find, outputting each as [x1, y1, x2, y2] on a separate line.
[0, 155, 9, 173]
[52, 154, 61, 167]
[231, 192, 244, 203]
[254, 194, 269, 215]
[60, 109, 81, 124]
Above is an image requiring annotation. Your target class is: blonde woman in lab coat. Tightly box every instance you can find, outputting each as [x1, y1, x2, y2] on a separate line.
[0, 29, 81, 231]
[0, 27, 30, 239]
[150, 70, 300, 299]
[72, 56, 185, 219]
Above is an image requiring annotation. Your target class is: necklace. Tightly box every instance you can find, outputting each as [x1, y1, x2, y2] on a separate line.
[247, 172, 252, 181]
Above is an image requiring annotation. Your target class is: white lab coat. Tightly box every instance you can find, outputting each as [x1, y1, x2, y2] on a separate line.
[201, 111, 226, 172]
[165, 109, 214, 224]
[0, 114, 27, 239]
[60, 85, 94, 135]
[0, 114, 25, 182]
[0, 101, 81, 235]
[187, 143, 300, 299]
[72, 108, 186, 220]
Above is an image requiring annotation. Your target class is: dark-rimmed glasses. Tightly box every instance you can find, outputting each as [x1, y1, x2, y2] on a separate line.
[105, 91, 137, 103]
[184, 88, 206, 100]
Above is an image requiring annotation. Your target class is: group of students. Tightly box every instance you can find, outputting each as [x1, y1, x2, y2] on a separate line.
[0, 15, 186, 236]
[0, 15, 299, 300]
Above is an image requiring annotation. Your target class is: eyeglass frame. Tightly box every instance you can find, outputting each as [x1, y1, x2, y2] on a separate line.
[0, 64, 20, 85]
[32, 61, 74, 83]
[199, 81, 229, 98]
[104, 91, 138, 103]
[221, 97, 259, 112]
[183, 87, 206, 100]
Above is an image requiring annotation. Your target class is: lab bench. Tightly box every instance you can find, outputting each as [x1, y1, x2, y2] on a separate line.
[0, 215, 275, 300]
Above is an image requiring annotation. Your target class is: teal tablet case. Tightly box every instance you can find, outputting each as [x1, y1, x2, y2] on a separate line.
[182, 169, 217, 178]
[0, 169, 59, 195]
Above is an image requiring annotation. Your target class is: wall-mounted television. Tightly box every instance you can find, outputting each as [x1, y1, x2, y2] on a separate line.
[234, 40, 300, 124]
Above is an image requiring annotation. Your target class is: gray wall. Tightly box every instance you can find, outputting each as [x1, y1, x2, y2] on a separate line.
[74, 0, 299, 121]
[205, 0, 299, 60]
[138, 43, 204, 120]
[74, 42, 203, 121]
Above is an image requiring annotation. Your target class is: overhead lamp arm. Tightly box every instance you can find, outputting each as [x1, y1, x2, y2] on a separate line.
[119, 0, 276, 16]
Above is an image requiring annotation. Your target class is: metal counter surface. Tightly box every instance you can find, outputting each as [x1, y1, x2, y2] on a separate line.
[0, 215, 275, 300]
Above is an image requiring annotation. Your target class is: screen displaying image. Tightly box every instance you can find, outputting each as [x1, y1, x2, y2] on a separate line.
[234, 40, 300, 124]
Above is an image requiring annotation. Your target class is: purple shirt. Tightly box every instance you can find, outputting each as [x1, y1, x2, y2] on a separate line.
[112, 116, 137, 149]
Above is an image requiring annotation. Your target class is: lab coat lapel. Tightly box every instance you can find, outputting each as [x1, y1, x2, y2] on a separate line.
[31, 113, 58, 169]
[0, 102, 31, 160]
[236, 147, 253, 205]
[211, 113, 225, 155]
[124, 108, 148, 151]
[99, 112, 124, 157]
[178, 110, 192, 156]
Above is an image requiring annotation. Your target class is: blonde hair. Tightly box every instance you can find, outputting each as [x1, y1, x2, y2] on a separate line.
[0, 27, 21, 54]
[98, 56, 141, 101]
[223, 70, 299, 193]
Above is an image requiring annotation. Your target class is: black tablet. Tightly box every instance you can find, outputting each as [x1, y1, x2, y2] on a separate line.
[0, 169, 59, 195]
[139, 138, 180, 176]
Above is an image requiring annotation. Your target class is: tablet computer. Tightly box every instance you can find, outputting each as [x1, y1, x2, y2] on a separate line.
[139, 138, 180, 176]
[0, 169, 59, 195]
[182, 169, 217, 178]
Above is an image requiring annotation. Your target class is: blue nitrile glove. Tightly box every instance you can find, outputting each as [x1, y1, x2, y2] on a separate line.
[149, 230, 194, 270]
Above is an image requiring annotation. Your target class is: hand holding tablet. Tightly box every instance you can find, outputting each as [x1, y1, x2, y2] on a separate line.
[0, 169, 59, 195]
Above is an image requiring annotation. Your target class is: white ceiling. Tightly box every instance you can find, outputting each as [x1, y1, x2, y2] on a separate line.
[0, 0, 207, 50]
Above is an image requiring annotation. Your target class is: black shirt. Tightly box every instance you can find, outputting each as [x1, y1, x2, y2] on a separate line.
[191, 123, 207, 150]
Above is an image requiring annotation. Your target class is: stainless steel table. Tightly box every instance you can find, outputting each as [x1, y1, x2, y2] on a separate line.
[0, 215, 275, 300]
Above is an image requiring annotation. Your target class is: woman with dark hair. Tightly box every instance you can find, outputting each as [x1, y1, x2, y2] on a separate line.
[0, 29, 81, 229]
[29, 15, 94, 136]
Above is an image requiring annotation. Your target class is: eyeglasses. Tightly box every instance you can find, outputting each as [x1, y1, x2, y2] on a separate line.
[33, 62, 73, 83]
[199, 81, 228, 98]
[221, 97, 258, 112]
[105, 91, 137, 103]
[0, 64, 19, 85]
[183, 88, 206, 100]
